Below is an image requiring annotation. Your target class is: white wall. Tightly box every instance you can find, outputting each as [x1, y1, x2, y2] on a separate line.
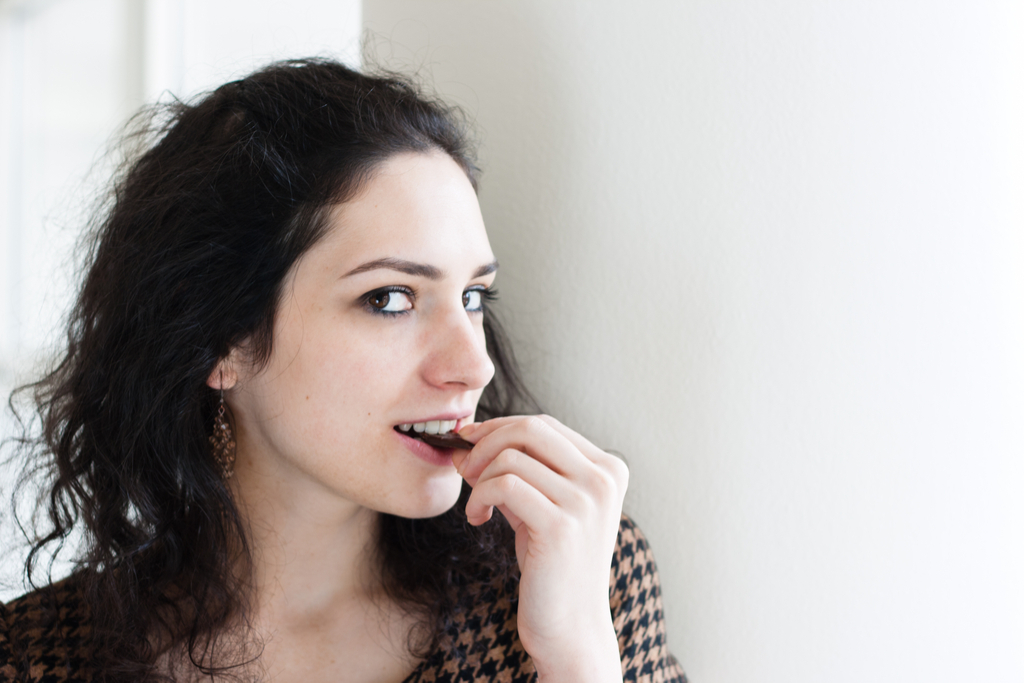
[364, 2, 1024, 682]
[0, 0, 132, 389]
[144, 0, 361, 103]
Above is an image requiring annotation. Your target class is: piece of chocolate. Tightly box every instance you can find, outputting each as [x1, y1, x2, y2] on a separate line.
[414, 431, 475, 450]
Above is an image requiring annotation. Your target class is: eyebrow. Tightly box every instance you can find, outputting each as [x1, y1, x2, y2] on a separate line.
[342, 257, 499, 280]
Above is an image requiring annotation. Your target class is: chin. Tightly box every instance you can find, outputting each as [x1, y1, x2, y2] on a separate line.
[387, 470, 464, 519]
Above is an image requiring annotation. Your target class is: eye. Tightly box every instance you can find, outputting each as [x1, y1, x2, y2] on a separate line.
[463, 290, 481, 312]
[365, 288, 413, 315]
[463, 287, 497, 313]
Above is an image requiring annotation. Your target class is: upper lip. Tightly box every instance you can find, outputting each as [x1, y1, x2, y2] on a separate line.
[395, 412, 471, 424]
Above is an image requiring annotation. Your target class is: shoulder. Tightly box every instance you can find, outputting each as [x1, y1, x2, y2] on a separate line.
[1, 573, 95, 682]
[610, 513, 659, 604]
[408, 570, 535, 682]
[610, 514, 688, 683]
[409, 515, 686, 683]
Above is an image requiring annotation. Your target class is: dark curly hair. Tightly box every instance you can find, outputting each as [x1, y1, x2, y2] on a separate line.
[4, 58, 536, 682]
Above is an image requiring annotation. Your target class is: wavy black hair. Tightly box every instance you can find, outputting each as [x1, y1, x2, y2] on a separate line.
[5, 58, 537, 681]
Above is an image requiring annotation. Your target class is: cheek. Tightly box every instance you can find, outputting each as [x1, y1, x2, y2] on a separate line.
[289, 324, 416, 422]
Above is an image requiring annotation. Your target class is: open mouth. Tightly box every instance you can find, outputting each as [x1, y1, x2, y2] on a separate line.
[395, 421, 474, 450]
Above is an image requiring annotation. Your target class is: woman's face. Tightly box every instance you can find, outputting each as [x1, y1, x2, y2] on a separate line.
[224, 151, 496, 519]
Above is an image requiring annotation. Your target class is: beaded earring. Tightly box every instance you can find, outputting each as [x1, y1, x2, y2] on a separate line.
[209, 375, 236, 478]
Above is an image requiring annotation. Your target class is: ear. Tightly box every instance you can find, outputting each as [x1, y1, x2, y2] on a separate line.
[206, 351, 241, 391]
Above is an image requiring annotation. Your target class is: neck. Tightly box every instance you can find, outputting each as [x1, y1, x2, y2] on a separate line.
[229, 449, 382, 626]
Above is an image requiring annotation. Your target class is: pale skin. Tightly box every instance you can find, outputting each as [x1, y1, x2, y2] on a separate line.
[206, 151, 628, 682]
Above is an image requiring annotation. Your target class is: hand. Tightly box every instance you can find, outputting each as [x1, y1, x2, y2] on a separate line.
[452, 415, 628, 682]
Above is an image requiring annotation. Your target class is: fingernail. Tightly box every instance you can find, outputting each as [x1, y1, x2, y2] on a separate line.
[458, 422, 479, 438]
[452, 451, 468, 474]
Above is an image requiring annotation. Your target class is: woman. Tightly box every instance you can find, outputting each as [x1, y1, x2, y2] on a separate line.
[0, 59, 684, 683]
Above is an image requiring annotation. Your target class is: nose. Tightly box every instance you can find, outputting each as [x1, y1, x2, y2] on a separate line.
[421, 305, 495, 391]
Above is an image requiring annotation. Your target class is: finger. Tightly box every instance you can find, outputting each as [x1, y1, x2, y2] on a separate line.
[523, 415, 614, 465]
[451, 448, 470, 473]
[462, 415, 608, 466]
[495, 503, 524, 532]
[456, 416, 518, 442]
[518, 415, 630, 481]
[464, 472, 558, 528]
[459, 416, 629, 496]
[471, 448, 577, 507]
[468, 503, 525, 533]
[458, 417, 589, 485]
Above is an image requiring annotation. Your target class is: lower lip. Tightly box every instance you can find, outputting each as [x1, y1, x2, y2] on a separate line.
[395, 430, 456, 467]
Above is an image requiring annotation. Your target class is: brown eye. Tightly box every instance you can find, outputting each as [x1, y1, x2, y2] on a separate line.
[365, 289, 412, 314]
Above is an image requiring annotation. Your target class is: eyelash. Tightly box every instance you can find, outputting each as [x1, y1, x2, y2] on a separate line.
[362, 286, 414, 317]
[361, 286, 499, 317]
[465, 286, 499, 313]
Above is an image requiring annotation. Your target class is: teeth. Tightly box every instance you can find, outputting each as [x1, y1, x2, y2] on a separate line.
[403, 420, 458, 435]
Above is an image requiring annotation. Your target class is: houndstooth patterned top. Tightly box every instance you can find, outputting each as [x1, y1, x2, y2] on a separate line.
[0, 515, 686, 682]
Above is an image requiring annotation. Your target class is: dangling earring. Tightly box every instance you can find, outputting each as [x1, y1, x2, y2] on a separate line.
[210, 380, 236, 478]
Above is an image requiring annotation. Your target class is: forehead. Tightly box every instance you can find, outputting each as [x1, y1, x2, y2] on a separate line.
[318, 151, 493, 271]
